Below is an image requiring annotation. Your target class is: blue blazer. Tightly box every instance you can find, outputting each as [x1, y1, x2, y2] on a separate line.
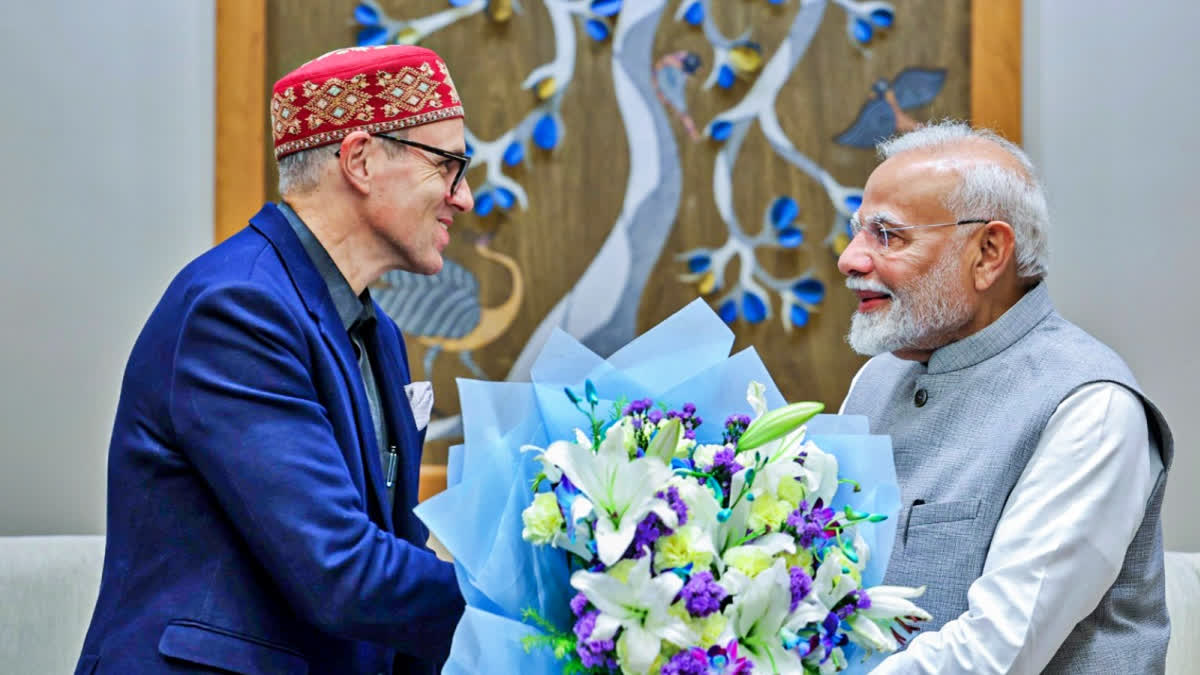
[76, 204, 464, 674]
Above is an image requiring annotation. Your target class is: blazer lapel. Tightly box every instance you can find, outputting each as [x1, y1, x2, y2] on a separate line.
[249, 204, 394, 531]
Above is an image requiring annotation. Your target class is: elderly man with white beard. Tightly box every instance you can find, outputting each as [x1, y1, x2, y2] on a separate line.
[836, 121, 1173, 673]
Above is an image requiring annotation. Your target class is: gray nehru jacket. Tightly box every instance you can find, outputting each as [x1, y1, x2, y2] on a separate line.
[842, 282, 1173, 672]
[278, 202, 394, 510]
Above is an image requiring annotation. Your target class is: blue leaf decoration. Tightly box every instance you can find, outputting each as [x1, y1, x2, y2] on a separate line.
[770, 196, 799, 229]
[710, 120, 733, 142]
[718, 299, 738, 324]
[777, 227, 804, 248]
[792, 278, 826, 304]
[717, 64, 736, 89]
[357, 25, 389, 46]
[533, 115, 559, 150]
[684, 2, 704, 26]
[464, 142, 475, 158]
[585, 18, 610, 41]
[503, 141, 524, 166]
[844, 194, 863, 211]
[475, 191, 495, 216]
[853, 18, 873, 43]
[688, 254, 711, 274]
[495, 187, 515, 210]
[590, 0, 622, 17]
[742, 292, 767, 324]
[354, 3, 380, 25]
[870, 8, 895, 27]
[790, 304, 810, 327]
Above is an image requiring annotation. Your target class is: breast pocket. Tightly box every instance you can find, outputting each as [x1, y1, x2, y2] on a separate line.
[157, 620, 309, 675]
[893, 498, 988, 620]
[907, 498, 981, 529]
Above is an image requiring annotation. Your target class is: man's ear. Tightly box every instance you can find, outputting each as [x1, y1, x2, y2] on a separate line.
[973, 220, 1016, 291]
[337, 132, 373, 196]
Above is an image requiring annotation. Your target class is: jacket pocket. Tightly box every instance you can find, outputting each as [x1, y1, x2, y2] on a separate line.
[157, 620, 308, 675]
[907, 498, 981, 529]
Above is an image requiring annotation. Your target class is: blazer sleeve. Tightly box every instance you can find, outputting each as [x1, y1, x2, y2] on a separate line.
[167, 281, 464, 660]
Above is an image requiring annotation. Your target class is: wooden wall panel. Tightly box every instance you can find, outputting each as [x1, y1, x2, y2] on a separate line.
[215, 0, 266, 244]
[217, 1, 1021, 482]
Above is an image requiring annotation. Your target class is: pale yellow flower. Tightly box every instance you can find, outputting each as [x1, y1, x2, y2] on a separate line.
[521, 491, 564, 545]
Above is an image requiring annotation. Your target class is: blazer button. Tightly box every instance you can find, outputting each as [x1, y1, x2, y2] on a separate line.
[914, 388, 928, 407]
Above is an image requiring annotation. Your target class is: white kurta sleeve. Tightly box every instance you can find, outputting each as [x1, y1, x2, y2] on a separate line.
[870, 382, 1155, 674]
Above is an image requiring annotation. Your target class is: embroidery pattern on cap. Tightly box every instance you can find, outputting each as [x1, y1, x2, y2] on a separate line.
[302, 75, 374, 129]
[270, 87, 302, 141]
[377, 63, 445, 117]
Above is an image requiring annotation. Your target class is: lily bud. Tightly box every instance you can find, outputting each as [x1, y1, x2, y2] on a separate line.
[736, 401, 824, 452]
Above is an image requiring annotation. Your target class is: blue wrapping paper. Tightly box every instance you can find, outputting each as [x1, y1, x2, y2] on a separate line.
[416, 299, 901, 673]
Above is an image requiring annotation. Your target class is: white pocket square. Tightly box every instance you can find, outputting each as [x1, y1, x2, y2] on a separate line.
[404, 381, 434, 432]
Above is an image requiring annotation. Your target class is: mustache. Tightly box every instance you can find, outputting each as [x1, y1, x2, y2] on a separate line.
[845, 277, 893, 295]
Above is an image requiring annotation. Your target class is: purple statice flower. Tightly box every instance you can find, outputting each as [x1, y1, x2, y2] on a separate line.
[786, 499, 837, 548]
[722, 413, 752, 445]
[660, 648, 709, 675]
[622, 398, 654, 417]
[574, 610, 617, 669]
[789, 566, 814, 612]
[631, 416, 643, 429]
[834, 589, 872, 620]
[569, 592, 589, 617]
[709, 446, 744, 475]
[656, 486, 688, 525]
[680, 571, 727, 617]
[647, 408, 664, 425]
[668, 402, 703, 438]
[628, 513, 670, 559]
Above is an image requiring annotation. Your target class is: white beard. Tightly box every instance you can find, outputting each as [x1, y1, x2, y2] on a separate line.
[846, 252, 974, 357]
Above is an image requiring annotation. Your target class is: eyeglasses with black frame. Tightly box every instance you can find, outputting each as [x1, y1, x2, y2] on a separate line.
[849, 215, 991, 251]
[335, 133, 471, 196]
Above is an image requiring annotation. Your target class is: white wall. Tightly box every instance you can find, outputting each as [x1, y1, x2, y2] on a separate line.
[1023, 0, 1199, 550]
[0, 1, 214, 535]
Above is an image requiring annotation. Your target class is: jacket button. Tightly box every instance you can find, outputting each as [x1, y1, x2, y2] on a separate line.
[914, 388, 928, 407]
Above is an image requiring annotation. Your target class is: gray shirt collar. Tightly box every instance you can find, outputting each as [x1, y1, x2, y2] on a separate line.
[277, 201, 374, 332]
[925, 281, 1054, 375]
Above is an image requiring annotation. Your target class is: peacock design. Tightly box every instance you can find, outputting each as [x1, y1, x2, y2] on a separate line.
[371, 233, 524, 380]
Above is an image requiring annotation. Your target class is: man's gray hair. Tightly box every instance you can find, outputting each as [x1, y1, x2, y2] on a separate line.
[276, 129, 409, 196]
[877, 120, 1050, 280]
[277, 146, 335, 195]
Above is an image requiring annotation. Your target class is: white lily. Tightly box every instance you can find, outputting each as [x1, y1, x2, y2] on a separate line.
[723, 560, 806, 675]
[570, 555, 698, 675]
[847, 584, 931, 653]
[797, 441, 840, 507]
[784, 550, 859, 634]
[542, 421, 676, 565]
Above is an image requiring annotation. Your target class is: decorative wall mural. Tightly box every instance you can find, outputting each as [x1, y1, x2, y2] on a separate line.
[258, 0, 971, 451]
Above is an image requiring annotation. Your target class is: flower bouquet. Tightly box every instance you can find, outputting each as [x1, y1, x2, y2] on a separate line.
[416, 300, 929, 674]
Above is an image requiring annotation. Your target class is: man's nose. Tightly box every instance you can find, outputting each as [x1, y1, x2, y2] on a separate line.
[449, 179, 474, 213]
[837, 230, 875, 277]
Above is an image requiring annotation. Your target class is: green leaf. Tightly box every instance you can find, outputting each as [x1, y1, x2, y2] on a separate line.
[736, 401, 824, 452]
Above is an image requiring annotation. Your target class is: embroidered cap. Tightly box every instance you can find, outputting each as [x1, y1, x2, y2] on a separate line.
[270, 45, 464, 160]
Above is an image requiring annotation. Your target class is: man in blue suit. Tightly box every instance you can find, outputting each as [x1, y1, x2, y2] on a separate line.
[76, 45, 475, 674]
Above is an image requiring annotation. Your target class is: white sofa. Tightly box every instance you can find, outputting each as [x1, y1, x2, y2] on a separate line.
[1, 537, 1197, 674]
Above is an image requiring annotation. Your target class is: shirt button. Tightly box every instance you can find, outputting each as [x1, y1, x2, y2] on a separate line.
[914, 388, 928, 407]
